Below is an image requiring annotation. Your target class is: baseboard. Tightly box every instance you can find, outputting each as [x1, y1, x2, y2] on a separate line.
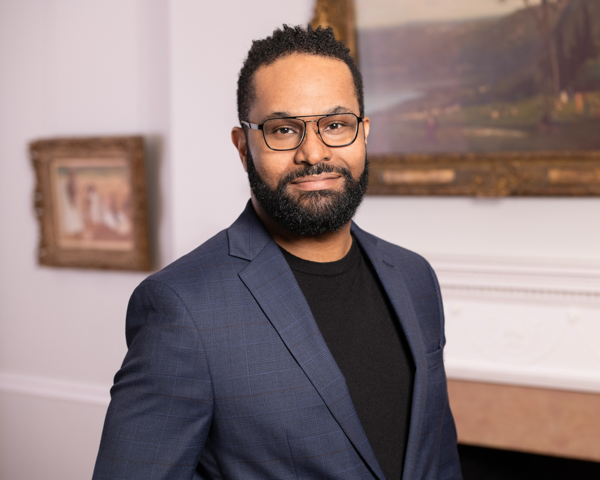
[0, 372, 110, 407]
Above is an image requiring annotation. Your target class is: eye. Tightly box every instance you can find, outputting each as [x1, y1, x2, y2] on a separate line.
[264, 120, 302, 136]
[322, 120, 350, 134]
[274, 126, 294, 135]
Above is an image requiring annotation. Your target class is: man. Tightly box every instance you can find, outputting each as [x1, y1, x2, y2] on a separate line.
[93, 25, 462, 480]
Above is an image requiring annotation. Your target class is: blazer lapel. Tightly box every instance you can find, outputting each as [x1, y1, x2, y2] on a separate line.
[230, 204, 385, 480]
[352, 224, 428, 480]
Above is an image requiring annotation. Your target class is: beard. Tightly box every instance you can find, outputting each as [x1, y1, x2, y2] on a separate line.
[246, 148, 369, 237]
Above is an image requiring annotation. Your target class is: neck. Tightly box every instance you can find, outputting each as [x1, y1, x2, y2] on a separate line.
[251, 198, 353, 262]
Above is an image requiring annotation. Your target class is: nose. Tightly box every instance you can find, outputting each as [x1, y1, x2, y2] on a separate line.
[294, 121, 330, 165]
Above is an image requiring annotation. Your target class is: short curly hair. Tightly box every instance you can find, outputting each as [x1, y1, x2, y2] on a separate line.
[236, 24, 364, 124]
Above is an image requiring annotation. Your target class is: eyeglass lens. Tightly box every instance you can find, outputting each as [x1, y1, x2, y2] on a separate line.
[263, 114, 359, 150]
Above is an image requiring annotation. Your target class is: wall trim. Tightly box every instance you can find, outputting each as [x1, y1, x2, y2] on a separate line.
[430, 255, 600, 304]
[428, 254, 600, 272]
[429, 256, 600, 393]
[2, 261, 598, 404]
[0, 372, 110, 407]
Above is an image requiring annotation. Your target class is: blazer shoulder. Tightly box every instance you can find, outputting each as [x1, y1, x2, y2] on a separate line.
[143, 228, 246, 292]
[144, 202, 269, 290]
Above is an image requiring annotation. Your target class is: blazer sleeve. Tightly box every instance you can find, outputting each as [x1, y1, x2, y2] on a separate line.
[93, 278, 214, 480]
[427, 262, 463, 480]
[437, 404, 462, 479]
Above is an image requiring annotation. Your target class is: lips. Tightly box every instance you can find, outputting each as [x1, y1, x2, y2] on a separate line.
[292, 173, 341, 183]
[290, 172, 343, 191]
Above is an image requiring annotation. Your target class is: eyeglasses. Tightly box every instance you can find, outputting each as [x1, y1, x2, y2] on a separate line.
[241, 113, 364, 151]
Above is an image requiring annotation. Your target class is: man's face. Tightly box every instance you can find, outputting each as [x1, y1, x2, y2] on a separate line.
[234, 53, 370, 236]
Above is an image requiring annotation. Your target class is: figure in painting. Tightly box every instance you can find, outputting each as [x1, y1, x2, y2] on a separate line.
[55, 165, 133, 248]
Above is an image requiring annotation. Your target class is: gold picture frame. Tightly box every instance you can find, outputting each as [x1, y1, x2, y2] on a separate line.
[30, 136, 152, 270]
[312, 0, 600, 196]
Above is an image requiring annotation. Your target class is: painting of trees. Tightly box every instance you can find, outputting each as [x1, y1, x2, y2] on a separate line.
[358, 0, 600, 154]
[500, 0, 597, 95]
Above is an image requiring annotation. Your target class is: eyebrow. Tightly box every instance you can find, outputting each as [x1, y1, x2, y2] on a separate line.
[262, 106, 354, 121]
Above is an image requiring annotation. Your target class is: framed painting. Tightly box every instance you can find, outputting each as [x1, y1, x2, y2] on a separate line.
[30, 136, 152, 270]
[312, 0, 600, 196]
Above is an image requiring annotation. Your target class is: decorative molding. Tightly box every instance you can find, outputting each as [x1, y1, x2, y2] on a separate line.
[430, 255, 600, 305]
[2, 260, 598, 403]
[426, 256, 600, 393]
[0, 372, 110, 407]
[442, 283, 600, 303]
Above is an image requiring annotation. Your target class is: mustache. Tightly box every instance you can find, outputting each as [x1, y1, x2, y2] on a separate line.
[278, 163, 352, 187]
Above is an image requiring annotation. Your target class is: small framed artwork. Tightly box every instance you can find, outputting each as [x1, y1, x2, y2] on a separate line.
[30, 136, 151, 270]
[312, 0, 600, 196]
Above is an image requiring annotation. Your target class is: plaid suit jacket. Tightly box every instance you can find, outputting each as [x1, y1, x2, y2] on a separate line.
[93, 202, 462, 480]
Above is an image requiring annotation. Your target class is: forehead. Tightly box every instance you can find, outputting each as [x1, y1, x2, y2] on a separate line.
[250, 53, 358, 119]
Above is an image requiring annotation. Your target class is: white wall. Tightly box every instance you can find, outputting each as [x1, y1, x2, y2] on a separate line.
[356, 197, 600, 261]
[1, 1, 599, 479]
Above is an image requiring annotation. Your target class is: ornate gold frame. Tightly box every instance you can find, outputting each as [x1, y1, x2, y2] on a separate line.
[312, 0, 600, 196]
[30, 136, 152, 270]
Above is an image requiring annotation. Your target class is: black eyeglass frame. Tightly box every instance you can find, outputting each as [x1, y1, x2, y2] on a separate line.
[241, 112, 364, 151]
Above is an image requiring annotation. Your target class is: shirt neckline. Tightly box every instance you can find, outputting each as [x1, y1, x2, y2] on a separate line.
[279, 236, 361, 277]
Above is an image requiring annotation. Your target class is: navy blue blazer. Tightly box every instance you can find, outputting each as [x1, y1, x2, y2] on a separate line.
[93, 202, 462, 480]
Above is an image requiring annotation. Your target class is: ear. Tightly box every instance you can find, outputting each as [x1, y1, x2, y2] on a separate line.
[362, 116, 370, 145]
[231, 126, 248, 172]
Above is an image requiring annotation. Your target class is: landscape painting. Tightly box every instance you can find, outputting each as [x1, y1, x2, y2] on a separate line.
[356, 0, 600, 155]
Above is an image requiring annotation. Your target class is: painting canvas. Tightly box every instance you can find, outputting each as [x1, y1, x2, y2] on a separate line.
[356, 0, 600, 158]
[356, 0, 600, 156]
[50, 158, 134, 251]
[30, 136, 151, 270]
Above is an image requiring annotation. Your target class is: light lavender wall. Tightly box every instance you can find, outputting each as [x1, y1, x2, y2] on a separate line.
[0, 1, 313, 478]
[0, 0, 170, 385]
[0, 1, 598, 479]
[168, 1, 314, 257]
[0, 1, 172, 478]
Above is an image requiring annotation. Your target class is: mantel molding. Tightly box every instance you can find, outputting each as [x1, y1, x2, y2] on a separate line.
[431, 255, 600, 394]
[429, 255, 600, 304]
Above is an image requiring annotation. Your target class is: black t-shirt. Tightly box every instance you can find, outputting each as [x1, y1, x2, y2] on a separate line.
[280, 238, 415, 480]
